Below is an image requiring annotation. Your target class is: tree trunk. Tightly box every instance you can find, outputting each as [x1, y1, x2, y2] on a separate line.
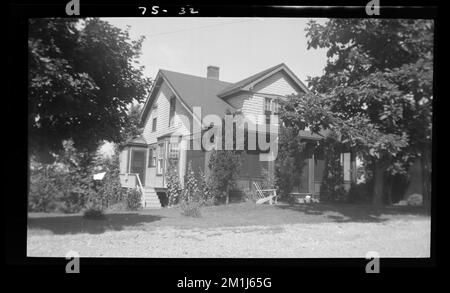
[421, 148, 431, 211]
[385, 174, 393, 206]
[372, 159, 385, 207]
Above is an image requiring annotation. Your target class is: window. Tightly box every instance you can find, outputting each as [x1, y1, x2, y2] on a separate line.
[272, 99, 279, 113]
[264, 98, 271, 112]
[168, 142, 179, 159]
[152, 117, 157, 132]
[157, 143, 165, 175]
[148, 147, 156, 167]
[169, 97, 176, 126]
[264, 97, 279, 113]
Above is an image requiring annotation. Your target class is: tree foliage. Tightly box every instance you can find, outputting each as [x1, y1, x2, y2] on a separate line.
[281, 19, 433, 206]
[28, 18, 151, 162]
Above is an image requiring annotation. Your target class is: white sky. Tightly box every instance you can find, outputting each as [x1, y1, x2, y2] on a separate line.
[102, 17, 329, 84]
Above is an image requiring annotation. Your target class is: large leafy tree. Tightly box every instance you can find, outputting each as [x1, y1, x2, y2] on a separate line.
[29, 18, 151, 162]
[122, 103, 144, 143]
[283, 19, 433, 206]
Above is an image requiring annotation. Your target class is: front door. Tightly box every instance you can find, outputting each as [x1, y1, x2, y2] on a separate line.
[130, 148, 146, 186]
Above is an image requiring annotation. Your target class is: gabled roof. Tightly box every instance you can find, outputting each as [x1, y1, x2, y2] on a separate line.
[140, 63, 311, 124]
[217, 63, 311, 98]
[160, 69, 234, 118]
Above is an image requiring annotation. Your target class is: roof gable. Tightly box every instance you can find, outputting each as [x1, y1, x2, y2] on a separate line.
[140, 63, 310, 125]
[140, 70, 235, 125]
[217, 63, 310, 98]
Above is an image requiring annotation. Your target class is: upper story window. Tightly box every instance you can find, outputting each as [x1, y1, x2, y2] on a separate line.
[152, 117, 157, 132]
[272, 99, 279, 113]
[169, 96, 176, 126]
[264, 98, 271, 112]
[264, 97, 279, 114]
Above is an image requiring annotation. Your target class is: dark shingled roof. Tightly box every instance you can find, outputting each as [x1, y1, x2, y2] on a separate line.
[141, 63, 311, 125]
[217, 63, 285, 97]
[160, 69, 234, 118]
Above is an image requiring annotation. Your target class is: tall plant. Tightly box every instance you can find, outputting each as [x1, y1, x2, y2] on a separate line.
[207, 150, 241, 205]
[166, 158, 182, 206]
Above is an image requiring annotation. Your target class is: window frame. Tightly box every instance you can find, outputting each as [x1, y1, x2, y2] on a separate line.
[148, 146, 156, 167]
[156, 142, 165, 175]
[152, 117, 157, 132]
[169, 96, 176, 127]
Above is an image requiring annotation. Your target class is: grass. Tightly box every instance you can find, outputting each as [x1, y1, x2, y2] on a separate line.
[27, 201, 430, 236]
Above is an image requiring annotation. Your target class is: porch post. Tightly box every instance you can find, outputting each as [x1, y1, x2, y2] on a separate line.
[308, 154, 315, 194]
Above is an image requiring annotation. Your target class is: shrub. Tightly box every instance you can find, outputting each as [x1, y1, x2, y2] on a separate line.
[319, 136, 349, 202]
[166, 158, 182, 206]
[274, 128, 308, 196]
[197, 168, 215, 206]
[83, 207, 105, 220]
[126, 188, 142, 210]
[28, 166, 62, 212]
[182, 162, 201, 202]
[207, 150, 241, 204]
[180, 199, 202, 218]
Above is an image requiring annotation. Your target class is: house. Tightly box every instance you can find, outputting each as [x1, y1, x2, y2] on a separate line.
[119, 63, 356, 208]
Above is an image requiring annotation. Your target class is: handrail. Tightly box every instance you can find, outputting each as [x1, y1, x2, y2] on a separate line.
[134, 173, 145, 207]
[120, 172, 145, 207]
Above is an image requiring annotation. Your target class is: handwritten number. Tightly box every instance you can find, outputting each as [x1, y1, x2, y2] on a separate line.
[139, 7, 146, 15]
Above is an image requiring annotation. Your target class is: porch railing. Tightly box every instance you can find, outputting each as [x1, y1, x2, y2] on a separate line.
[119, 173, 145, 207]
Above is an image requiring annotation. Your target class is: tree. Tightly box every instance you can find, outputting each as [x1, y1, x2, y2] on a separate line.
[299, 19, 433, 206]
[29, 18, 151, 162]
[122, 103, 144, 143]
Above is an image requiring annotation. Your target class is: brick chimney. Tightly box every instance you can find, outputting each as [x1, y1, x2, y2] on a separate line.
[207, 65, 220, 80]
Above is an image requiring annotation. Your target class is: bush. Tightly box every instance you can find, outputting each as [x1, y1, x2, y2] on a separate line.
[83, 207, 105, 220]
[197, 168, 215, 206]
[182, 162, 201, 202]
[28, 166, 61, 212]
[207, 150, 241, 204]
[274, 128, 308, 196]
[180, 200, 202, 218]
[126, 188, 142, 210]
[166, 158, 182, 206]
[319, 136, 349, 202]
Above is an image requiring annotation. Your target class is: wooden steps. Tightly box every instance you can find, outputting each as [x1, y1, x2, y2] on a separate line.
[142, 187, 162, 209]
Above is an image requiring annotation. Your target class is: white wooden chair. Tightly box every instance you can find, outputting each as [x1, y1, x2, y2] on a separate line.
[253, 182, 278, 205]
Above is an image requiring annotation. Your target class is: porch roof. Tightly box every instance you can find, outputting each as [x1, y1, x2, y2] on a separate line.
[124, 136, 147, 147]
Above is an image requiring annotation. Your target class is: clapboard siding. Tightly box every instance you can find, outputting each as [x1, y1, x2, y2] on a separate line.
[142, 81, 191, 145]
[142, 80, 192, 188]
[253, 71, 300, 96]
[227, 93, 265, 125]
[225, 71, 302, 126]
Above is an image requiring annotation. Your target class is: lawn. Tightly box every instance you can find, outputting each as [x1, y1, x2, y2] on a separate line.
[27, 202, 431, 257]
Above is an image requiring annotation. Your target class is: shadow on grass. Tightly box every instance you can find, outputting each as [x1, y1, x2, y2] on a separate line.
[276, 202, 430, 223]
[28, 213, 164, 235]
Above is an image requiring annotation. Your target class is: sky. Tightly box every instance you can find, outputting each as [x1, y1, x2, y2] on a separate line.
[101, 17, 329, 84]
